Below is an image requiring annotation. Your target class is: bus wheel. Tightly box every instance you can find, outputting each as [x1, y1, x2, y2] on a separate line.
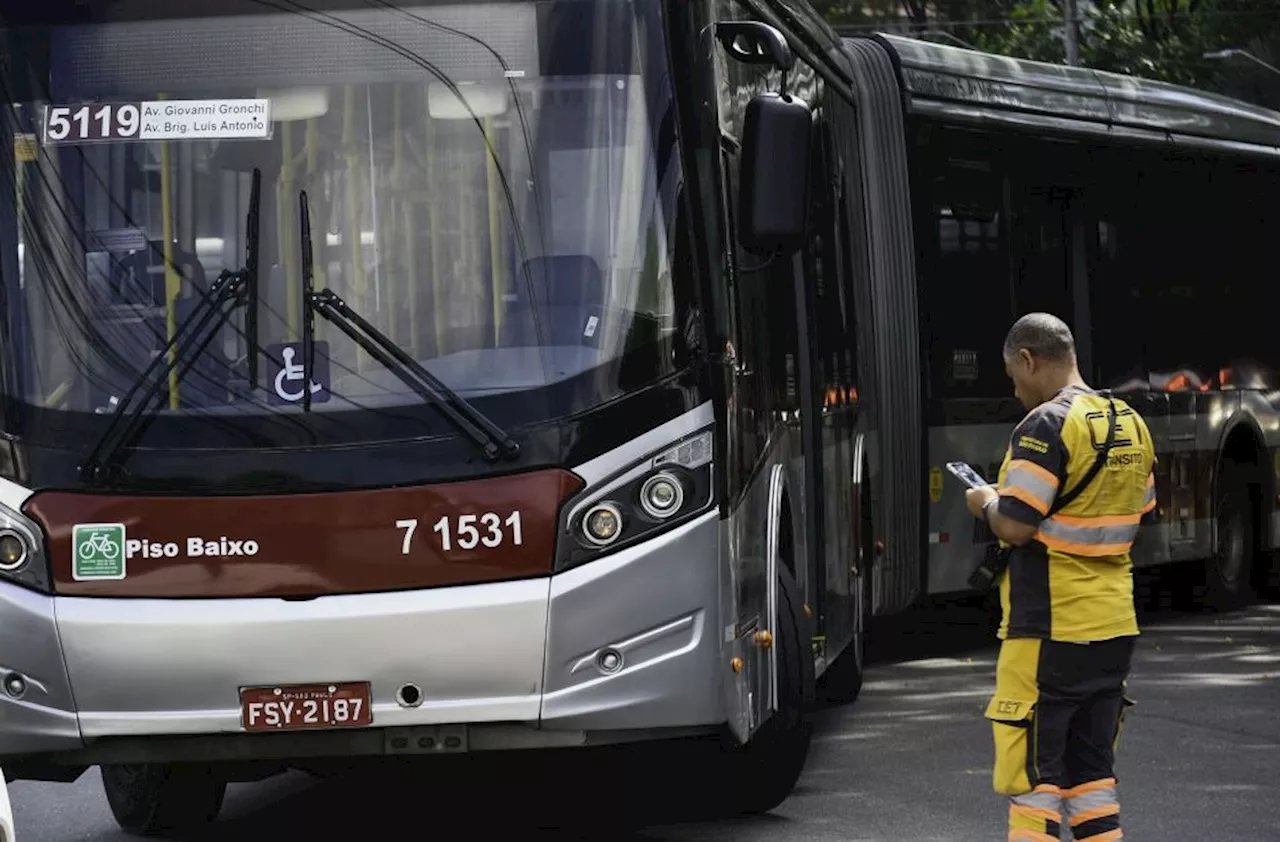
[721, 565, 815, 815]
[101, 763, 226, 837]
[1205, 466, 1258, 612]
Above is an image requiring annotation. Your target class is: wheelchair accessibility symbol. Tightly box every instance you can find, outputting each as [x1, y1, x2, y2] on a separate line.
[265, 341, 331, 406]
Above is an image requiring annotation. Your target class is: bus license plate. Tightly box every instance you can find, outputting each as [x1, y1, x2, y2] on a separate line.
[239, 682, 373, 732]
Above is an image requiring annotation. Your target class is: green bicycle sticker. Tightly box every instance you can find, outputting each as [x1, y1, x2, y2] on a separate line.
[72, 523, 127, 581]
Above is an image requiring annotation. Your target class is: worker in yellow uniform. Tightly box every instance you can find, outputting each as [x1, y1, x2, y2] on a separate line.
[965, 313, 1155, 842]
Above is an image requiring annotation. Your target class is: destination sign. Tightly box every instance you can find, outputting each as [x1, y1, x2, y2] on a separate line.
[42, 99, 272, 146]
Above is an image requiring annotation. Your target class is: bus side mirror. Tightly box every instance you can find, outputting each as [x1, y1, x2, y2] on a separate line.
[713, 21, 795, 71]
[738, 93, 812, 256]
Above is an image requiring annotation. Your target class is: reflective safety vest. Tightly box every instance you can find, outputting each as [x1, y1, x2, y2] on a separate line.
[994, 384, 1155, 642]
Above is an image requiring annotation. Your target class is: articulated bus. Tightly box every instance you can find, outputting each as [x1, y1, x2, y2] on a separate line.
[859, 32, 1280, 612]
[3, 0, 1279, 835]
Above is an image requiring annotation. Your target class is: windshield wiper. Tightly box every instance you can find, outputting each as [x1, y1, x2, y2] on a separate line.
[79, 168, 264, 486]
[297, 190, 519, 463]
[300, 191, 318, 414]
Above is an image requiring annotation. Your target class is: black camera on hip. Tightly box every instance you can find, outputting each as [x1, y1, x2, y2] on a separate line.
[968, 542, 1012, 591]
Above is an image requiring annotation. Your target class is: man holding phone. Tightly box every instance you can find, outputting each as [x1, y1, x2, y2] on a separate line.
[962, 313, 1155, 842]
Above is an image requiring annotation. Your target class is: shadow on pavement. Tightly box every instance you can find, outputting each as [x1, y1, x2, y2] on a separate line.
[129, 561, 1277, 841]
[862, 558, 1263, 668]
[176, 741, 788, 842]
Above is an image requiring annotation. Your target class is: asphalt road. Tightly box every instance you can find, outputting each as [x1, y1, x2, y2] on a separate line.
[10, 576, 1279, 841]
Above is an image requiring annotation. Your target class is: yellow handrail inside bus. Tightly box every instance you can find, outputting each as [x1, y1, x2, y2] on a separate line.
[14, 136, 31, 228]
[393, 85, 419, 355]
[44, 380, 71, 409]
[484, 116, 502, 347]
[404, 200, 418, 358]
[304, 117, 327, 296]
[158, 95, 180, 410]
[458, 145, 474, 346]
[15, 137, 30, 362]
[343, 85, 367, 370]
[280, 121, 299, 341]
[426, 89, 444, 356]
[390, 84, 402, 346]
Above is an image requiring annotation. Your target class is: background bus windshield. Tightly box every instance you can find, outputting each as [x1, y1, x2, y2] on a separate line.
[0, 0, 685, 451]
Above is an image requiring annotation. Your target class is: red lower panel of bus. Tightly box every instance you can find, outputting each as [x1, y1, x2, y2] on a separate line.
[24, 469, 583, 598]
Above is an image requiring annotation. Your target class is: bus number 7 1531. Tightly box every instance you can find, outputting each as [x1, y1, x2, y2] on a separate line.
[396, 512, 524, 554]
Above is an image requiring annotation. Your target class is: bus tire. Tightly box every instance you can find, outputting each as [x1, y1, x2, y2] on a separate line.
[721, 564, 814, 815]
[818, 494, 872, 706]
[817, 568, 867, 705]
[101, 763, 226, 837]
[1204, 461, 1258, 612]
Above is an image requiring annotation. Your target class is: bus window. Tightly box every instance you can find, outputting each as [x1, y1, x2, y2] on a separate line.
[917, 144, 1013, 402]
[1085, 148, 1149, 392]
[806, 118, 857, 413]
[1132, 154, 1222, 385]
[1008, 184, 1073, 322]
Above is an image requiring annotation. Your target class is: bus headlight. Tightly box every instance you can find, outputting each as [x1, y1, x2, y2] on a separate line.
[582, 503, 624, 546]
[0, 529, 30, 572]
[0, 502, 50, 593]
[639, 472, 684, 520]
[556, 428, 714, 572]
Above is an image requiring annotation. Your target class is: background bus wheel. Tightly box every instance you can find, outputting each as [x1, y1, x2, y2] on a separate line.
[101, 763, 226, 837]
[719, 564, 815, 816]
[818, 567, 867, 705]
[1204, 465, 1258, 612]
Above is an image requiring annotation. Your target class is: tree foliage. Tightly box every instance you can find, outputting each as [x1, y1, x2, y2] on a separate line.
[813, 0, 1280, 108]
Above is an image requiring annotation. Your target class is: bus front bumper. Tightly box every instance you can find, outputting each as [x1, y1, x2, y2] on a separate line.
[0, 512, 723, 768]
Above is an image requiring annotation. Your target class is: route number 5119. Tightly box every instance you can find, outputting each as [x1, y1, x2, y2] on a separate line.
[396, 512, 524, 554]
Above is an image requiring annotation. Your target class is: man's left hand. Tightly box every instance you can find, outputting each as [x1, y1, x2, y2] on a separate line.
[965, 485, 998, 519]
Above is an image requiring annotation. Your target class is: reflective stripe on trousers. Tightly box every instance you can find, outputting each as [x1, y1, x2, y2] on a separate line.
[1008, 784, 1062, 841]
[1064, 777, 1123, 840]
[1008, 778, 1123, 840]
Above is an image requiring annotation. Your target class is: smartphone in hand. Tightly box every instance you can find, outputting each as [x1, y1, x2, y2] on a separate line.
[945, 461, 989, 490]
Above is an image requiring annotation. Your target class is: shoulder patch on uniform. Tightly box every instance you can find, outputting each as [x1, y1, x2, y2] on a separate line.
[1017, 435, 1050, 455]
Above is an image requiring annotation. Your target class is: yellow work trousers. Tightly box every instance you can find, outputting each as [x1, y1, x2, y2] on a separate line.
[986, 636, 1136, 841]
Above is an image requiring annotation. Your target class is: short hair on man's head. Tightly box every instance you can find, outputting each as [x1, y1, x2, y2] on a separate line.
[1003, 312, 1076, 364]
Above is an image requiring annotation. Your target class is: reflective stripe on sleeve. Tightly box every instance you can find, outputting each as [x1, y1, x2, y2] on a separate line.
[1001, 459, 1060, 516]
[1035, 512, 1141, 556]
[1141, 473, 1156, 514]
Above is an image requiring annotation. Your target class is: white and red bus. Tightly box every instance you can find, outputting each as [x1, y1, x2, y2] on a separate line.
[0, 0, 870, 834]
[6, 0, 1278, 836]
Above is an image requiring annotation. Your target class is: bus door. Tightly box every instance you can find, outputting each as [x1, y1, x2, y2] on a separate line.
[795, 109, 861, 667]
[1135, 157, 1205, 561]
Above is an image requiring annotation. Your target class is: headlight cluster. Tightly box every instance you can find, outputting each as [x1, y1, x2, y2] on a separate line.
[582, 501, 625, 546]
[556, 429, 714, 572]
[577, 469, 691, 546]
[0, 502, 49, 593]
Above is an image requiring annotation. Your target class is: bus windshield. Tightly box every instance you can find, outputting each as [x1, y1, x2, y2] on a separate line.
[0, 0, 685, 454]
